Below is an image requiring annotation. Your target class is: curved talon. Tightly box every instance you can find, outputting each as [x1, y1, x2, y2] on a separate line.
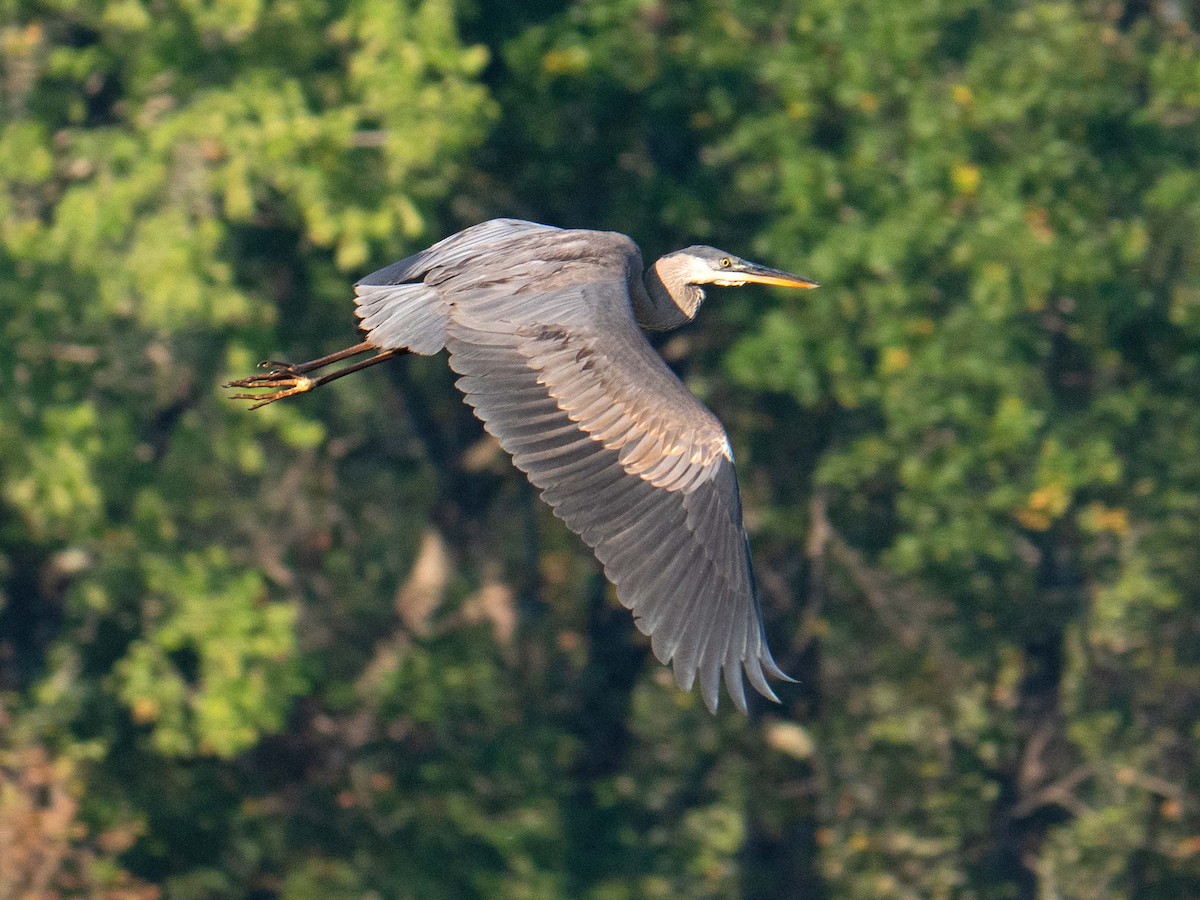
[227, 375, 315, 409]
[225, 370, 316, 409]
[226, 342, 400, 410]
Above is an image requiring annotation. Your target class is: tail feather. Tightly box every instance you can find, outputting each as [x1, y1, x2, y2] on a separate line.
[351, 220, 560, 355]
[354, 283, 447, 355]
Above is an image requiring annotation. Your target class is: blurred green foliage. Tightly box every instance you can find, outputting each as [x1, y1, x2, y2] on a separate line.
[2, 0, 1199, 897]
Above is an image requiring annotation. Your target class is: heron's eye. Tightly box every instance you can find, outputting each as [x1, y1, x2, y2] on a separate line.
[720, 257, 732, 268]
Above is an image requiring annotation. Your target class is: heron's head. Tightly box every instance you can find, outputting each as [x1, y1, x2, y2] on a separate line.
[640, 245, 818, 330]
[664, 246, 819, 290]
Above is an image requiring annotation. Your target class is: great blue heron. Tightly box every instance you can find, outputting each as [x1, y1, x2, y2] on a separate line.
[228, 219, 817, 714]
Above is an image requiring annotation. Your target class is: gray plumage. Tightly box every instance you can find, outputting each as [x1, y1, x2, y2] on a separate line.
[229, 218, 818, 714]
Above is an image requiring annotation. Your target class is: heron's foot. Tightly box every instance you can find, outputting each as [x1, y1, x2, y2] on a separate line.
[225, 362, 316, 410]
[225, 343, 402, 409]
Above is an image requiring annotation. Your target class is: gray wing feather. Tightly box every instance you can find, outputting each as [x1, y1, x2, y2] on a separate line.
[354, 220, 563, 355]
[354, 283, 447, 354]
[352, 220, 789, 713]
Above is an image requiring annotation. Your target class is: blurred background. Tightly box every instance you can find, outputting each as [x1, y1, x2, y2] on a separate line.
[2, 0, 1199, 897]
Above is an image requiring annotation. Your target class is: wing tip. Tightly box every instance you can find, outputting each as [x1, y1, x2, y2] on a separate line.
[672, 658, 697, 693]
[745, 659, 782, 706]
[723, 661, 748, 716]
[666, 647, 793, 717]
[762, 654, 799, 684]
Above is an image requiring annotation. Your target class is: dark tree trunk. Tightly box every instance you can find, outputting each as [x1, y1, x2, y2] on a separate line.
[741, 635, 826, 900]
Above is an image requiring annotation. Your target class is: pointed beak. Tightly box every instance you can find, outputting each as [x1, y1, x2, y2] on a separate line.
[729, 261, 819, 289]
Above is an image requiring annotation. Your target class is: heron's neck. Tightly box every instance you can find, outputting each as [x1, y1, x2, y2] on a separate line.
[634, 260, 703, 331]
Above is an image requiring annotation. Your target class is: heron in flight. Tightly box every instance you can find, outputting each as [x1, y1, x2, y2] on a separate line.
[228, 219, 817, 713]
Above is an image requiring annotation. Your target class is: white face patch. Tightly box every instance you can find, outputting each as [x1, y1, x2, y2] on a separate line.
[682, 254, 726, 284]
[712, 278, 746, 287]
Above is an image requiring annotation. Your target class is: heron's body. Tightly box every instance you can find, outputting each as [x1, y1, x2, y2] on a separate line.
[229, 219, 817, 714]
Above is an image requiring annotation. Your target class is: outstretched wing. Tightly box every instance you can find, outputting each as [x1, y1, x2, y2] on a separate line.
[353, 221, 790, 713]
